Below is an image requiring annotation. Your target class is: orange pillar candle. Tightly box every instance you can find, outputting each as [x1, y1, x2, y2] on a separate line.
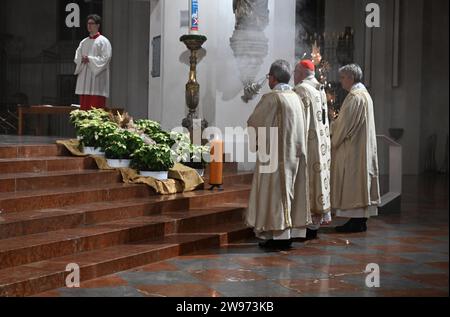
[209, 139, 224, 189]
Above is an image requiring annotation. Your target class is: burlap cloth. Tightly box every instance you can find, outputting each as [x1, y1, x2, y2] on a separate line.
[57, 139, 204, 195]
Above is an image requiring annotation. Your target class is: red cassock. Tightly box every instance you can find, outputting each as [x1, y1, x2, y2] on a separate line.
[79, 95, 106, 111]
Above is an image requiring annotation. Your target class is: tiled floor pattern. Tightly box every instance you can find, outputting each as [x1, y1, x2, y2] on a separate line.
[36, 179, 448, 297]
[6, 137, 445, 297]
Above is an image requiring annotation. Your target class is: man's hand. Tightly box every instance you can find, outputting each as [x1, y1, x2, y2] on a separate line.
[329, 108, 339, 121]
[82, 56, 90, 64]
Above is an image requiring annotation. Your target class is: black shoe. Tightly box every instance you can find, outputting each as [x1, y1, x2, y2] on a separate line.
[275, 239, 293, 250]
[258, 239, 276, 249]
[306, 228, 318, 240]
[335, 218, 368, 233]
[294, 228, 318, 243]
[258, 239, 292, 250]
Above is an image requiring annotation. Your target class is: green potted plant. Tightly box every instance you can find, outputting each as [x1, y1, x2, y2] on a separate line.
[185, 144, 210, 176]
[131, 144, 174, 180]
[169, 131, 191, 163]
[103, 129, 144, 168]
[76, 118, 105, 156]
[70, 109, 111, 132]
[71, 109, 116, 156]
[70, 108, 110, 122]
[135, 119, 163, 136]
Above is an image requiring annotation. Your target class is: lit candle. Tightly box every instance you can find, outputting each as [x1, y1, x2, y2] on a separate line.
[189, 0, 199, 34]
[209, 138, 224, 188]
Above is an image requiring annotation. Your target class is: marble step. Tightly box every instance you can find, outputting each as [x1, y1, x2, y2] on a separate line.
[0, 185, 251, 239]
[0, 206, 247, 270]
[0, 169, 253, 213]
[0, 143, 239, 169]
[0, 183, 153, 214]
[0, 235, 219, 297]
[178, 220, 254, 245]
[0, 144, 70, 159]
[0, 225, 252, 297]
[0, 158, 253, 193]
[0, 143, 244, 174]
[0, 169, 122, 193]
[0, 156, 97, 174]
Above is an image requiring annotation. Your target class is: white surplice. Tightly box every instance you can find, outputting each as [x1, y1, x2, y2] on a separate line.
[74, 34, 112, 98]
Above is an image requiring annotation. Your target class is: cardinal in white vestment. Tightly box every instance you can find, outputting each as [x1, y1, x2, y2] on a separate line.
[245, 60, 311, 250]
[331, 64, 381, 233]
[74, 14, 112, 111]
[294, 59, 332, 241]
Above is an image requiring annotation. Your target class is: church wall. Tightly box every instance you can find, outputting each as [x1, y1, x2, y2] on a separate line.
[323, 0, 445, 175]
[126, 0, 151, 120]
[3, 0, 58, 104]
[148, 0, 163, 124]
[419, 0, 449, 173]
[4, 0, 58, 59]
[158, 0, 203, 131]
[103, 0, 150, 120]
[147, 0, 447, 175]
[215, 0, 296, 171]
[214, 0, 297, 131]
[151, 0, 296, 170]
[152, 0, 296, 131]
[393, 0, 425, 175]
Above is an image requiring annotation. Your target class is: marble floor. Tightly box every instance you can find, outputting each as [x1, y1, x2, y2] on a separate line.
[34, 174, 448, 297]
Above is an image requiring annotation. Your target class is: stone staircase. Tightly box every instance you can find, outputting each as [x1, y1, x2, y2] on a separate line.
[0, 143, 254, 296]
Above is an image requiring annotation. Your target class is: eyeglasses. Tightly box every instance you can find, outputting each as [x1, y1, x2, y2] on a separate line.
[87, 22, 98, 25]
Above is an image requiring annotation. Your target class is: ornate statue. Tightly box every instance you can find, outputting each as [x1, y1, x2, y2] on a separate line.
[233, 0, 269, 31]
[230, 0, 270, 102]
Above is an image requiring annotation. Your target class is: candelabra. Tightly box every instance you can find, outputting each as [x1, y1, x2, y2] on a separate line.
[180, 34, 208, 132]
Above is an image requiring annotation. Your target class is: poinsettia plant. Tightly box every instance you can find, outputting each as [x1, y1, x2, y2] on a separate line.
[131, 144, 175, 172]
[181, 144, 210, 169]
[103, 130, 144, 160]
[135, 119, 162, 136]
[169, 131, 191, 163]
[70, 109, 111, 130]
[135, 119, 182, 147]
[76, 119, 118, 149]
[190, 144, 210, 165]
[70, 109, 117, 148]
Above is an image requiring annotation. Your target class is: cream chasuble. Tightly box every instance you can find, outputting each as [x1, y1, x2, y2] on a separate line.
[245, 84, 311, 239]
[330, 83, 381, 218]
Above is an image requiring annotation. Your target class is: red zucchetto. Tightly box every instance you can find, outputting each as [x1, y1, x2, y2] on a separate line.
[299, 59, 315, 72]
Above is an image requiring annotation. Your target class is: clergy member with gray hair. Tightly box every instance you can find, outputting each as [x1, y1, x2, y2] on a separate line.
[331, 64, 381, 233]
[245, 60, 311, 250]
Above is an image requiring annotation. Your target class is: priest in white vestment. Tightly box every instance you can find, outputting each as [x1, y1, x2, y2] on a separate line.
[245, 60, 311, 250]
[331, 64, 381, 233]
[74, 14, 112, 111]
[294, 59, 332, 240]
